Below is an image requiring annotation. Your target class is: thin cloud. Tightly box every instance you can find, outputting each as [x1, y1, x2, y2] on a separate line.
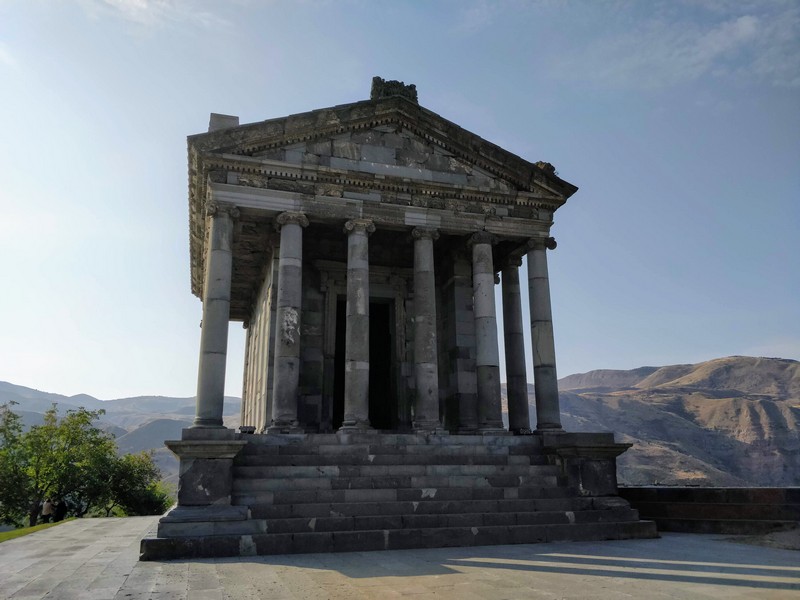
[81, 0, 227, 28]
[551, 5, 800, 90]
[455, 0, 496, 34]
[0, 42, 18, 69]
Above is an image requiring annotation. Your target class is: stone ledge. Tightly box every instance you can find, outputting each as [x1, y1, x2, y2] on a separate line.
[165, 440, 247, 459]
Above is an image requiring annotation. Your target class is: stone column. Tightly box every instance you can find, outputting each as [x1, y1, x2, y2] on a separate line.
[502, 258, 532, 434]
[193, 202, 238, 428]
[470, 232, 505, 433]
[527, 237, 563, 431]
[412, 228, 443, 433]
[340, 219, 375, 431]
[268, 211, 308, 433]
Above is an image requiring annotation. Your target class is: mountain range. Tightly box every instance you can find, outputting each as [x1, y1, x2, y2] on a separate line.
[547, 355, 798, 486]
[2, 355, 797, 487]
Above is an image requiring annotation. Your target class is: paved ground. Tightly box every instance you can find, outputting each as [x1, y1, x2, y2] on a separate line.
[0, 517, 798, 599]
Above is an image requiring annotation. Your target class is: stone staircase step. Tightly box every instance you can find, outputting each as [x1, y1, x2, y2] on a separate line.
[239, 441, 545, 458]
[247, 497, 601, 519]
[140, 520, 659, 560]
[261, 508, 641, 534]
[232, 473, 561, 493]
[236, 453, 545, 466]
[233, 463, 556, 479]
[233, 484, 578, 507]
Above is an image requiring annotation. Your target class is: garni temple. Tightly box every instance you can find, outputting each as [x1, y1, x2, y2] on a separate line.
[140, 78, 656, 559]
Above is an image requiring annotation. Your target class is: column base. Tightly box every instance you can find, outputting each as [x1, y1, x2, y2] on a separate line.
[190, 418, 225, 428]
[479, 426, 511, 435]
[413, 422, 448, 435]
[510, 428, 534, 435]
[266, 423, 304, 434]
[535, 425, 565, 433]
[338, 421, 374, 433]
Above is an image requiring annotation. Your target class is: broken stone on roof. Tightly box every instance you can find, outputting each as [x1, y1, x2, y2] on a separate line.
[370, 76, 418, 103]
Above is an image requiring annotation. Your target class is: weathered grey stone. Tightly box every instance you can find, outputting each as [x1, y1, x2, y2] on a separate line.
[502, 262, 531, 434]
[193, 203, 238, 428]
[268, 212, 308, 433]
[528, 237, 562, 431]
[157, 81, 654, 561]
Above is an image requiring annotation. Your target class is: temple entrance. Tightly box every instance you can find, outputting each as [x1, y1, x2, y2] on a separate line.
[332, 297, 396, 430]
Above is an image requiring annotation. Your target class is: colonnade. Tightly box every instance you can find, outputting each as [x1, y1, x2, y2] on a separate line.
[192, 205, 563, 434]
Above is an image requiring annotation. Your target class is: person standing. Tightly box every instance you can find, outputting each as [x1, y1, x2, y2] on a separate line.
[41, 499, 54, 523]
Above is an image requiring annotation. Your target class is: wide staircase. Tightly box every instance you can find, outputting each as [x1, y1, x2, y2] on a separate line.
[214, 433, 656, 555]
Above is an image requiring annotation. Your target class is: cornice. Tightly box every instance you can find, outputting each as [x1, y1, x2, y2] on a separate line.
[195, 153, 565, 209]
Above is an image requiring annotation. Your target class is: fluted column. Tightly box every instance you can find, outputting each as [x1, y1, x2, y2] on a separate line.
[340, 219, 375, 431]
[412, 228, 443, 433]
[193, 202, 238, 428]
[502, 258, 532, 434]
[527, 237, 562, 431]
[470, 232, 505, 433]
[268, 211, 308, 433]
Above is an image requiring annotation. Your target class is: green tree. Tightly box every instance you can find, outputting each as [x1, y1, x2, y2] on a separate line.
[0, 403, 172, 527]
[104, 452, 172, 517]
[22, 404, 118, 523]
[0, 402, 32, 526]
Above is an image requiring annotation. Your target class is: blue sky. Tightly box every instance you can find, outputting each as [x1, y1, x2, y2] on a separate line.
[0, 0, 797, 399]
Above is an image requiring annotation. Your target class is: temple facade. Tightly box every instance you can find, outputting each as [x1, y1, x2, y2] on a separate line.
[191, 78, 573, 437]
[140, 79, 655, 560]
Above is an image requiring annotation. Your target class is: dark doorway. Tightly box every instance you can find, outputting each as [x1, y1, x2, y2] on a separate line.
[332, 298, 395, 430]
[368, 301, 393, 429]
[332, 299, 346, 429]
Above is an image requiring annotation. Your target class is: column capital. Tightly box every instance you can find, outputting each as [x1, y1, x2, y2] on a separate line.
[469, 231, 498, 247]
[275, 211, 309, 230]
[503, 256, 524, 269]
[412, 227, 439, 241]
[206, 201, 240, 219]
[343, 218, 376, 235]
[528, 236, 557, 251]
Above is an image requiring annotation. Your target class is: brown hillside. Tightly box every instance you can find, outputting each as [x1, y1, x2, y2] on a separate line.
[547, 356, 800, 487]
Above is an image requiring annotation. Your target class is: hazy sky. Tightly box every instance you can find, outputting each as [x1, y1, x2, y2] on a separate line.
[1, 0, 797, 400]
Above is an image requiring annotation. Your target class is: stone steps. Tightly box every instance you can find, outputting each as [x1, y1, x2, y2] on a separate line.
[261, 508, 640, 534]
[225, 434, 651, 555]
[140, 520, 658, 560]
[249, 497, 619, 519]
[233, 475, 562, 495]
[236, 453, 547, 466]
[141, 433, 658, 559]
[234, 484, 576, 507]
[234, 463, 556, 478]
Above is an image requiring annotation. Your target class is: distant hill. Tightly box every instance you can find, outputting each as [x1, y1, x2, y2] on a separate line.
[553, 356, 799, 486]
[4, 355, 797, 488]
[0, 384, 241, 482]
[115, 418, 192, 455]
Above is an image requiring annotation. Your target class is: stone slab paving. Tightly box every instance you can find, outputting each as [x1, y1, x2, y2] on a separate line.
[0, 517, 798, 599]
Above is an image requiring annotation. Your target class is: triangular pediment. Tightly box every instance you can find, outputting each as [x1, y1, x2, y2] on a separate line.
[189, 96, 578, 200]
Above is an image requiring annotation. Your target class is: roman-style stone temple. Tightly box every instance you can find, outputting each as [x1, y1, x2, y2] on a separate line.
[140, 78, 656, 560]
